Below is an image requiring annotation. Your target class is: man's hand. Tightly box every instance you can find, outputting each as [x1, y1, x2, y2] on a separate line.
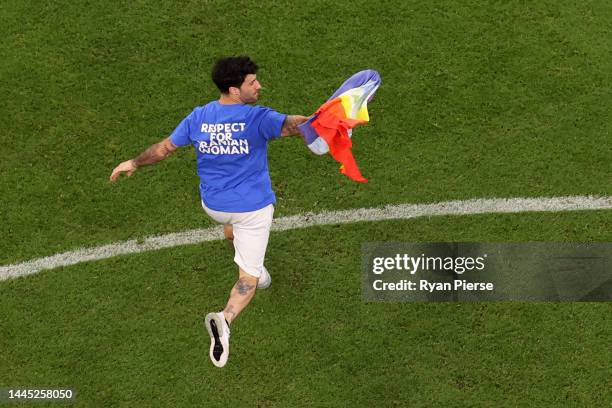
[110, 160, 138, 182]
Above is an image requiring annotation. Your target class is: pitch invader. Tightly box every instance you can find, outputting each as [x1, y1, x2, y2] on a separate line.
[110, 56, 310, 367]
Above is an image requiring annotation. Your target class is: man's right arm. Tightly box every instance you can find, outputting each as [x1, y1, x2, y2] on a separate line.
[109, 137, 178, 182]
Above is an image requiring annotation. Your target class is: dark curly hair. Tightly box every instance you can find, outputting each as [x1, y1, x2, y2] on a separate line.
[211, 56, 259, 93]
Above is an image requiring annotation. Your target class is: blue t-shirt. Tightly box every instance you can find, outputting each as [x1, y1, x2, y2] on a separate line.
[170, 101, 286, 212]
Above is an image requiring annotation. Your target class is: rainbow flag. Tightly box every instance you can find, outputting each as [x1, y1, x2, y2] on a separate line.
[298, 70, 381, 183]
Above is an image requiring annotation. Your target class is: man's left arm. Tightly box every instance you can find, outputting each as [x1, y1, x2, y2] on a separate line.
[280, 115, 310, 137]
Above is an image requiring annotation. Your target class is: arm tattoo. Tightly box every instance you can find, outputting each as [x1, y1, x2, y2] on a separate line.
[281, 115, 308, 137]
[282, 116, 300, 135]
[133, 141, 174, 167]
[235, 278, 255, 295]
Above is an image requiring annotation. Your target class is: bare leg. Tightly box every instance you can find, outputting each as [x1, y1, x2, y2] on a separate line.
[222, 268, 257, 325]
[223, 224, 234, 248]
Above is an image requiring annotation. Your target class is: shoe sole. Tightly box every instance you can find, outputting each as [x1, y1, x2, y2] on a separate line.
[204, 313, 227, 367]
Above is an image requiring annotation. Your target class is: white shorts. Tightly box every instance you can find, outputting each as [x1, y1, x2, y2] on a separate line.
[202, 201, 274, 279]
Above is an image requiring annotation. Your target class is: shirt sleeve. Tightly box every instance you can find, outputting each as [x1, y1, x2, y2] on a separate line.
[170, 110, 196, 147]
[257, 107, 287, 141]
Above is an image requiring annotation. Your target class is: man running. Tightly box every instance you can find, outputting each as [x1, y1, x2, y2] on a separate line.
[110, 56, 308, 367]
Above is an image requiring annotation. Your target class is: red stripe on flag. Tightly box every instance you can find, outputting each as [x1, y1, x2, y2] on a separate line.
[311, 98, 368, 183]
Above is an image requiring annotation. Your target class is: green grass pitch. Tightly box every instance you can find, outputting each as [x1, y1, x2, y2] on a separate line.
[1, 1, 611, 406]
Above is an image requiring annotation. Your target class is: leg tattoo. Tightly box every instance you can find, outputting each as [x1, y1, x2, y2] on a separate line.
[221, 270, 257, 324]
[235, 278, 255, 295]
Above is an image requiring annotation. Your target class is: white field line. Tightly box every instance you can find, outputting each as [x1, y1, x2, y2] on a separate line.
[1, 195, 611, 282]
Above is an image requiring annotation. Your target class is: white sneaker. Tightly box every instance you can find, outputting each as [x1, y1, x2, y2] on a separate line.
[257, 266, 271, 289]
[204, 312, 230, 368]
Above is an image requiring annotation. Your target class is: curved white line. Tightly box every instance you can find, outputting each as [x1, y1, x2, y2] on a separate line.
[1, 195, 611, 281]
